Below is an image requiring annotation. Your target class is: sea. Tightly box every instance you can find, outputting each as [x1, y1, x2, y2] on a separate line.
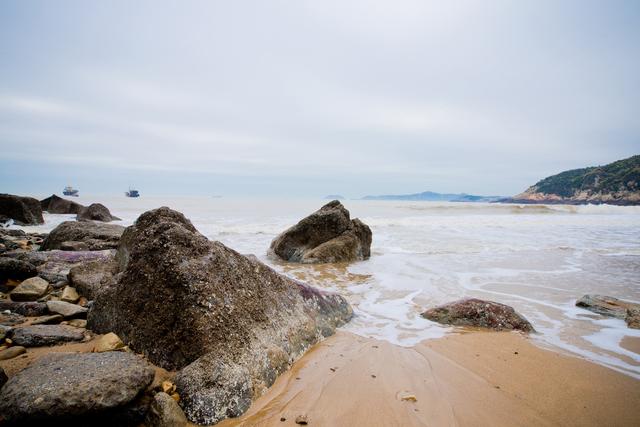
[15, 195, 640, 378]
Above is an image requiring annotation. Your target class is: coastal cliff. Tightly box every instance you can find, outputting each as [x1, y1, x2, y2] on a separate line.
[503, 155, 640, 205]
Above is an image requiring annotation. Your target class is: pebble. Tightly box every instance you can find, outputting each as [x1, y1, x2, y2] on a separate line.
[60, 286, 79, 303]
[0, 345, 26, 360]
[295, 414, 309, 425]
[93, 332, 125, 352]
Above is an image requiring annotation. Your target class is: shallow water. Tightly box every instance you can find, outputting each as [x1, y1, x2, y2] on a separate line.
[15, 195, 640, 378]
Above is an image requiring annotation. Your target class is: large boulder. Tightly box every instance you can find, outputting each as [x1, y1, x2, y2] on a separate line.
[41, 221, 124, 251]
[77, 203, 121, 222]
[40, 194, 85, 214]
[5, 249, 116, 283]
[0, 257, 37, 283]
[0, 194, 44, 225]
[270, 200, 372, 263]
[88, 207, 352, 425]
[421, 298, 534, 332]
[0, 352, 154, 424]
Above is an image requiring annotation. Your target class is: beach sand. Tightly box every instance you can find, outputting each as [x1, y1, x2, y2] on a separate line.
[218, 330, 640, 427]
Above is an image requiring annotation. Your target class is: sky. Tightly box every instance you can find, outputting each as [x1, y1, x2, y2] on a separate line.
[1, 0, 639, 198]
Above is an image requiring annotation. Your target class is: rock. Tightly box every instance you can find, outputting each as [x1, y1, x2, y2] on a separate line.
[67, 318, 87, 328]
[421, 298, 534, 332]
[146, 392, 188, 427]
[0, 257, 37, 283]
[9, 324, 85, 346]
[59, 241, 90, 251]
[61, 286, 79, 303]
[0, 324, 10, 339]
[295, 414, 309, 425]
[9, 276, 50, 301]
[0, 300, 47, 316]
[46, 300, 88, 318]
[42, 221, 125, 251]
[0, 345, 26, 360]
[270, 200, 372, 263]
[94, 332, 125, 352]
[575, 294, 640, 319]
[0, 352, 154, 423]
[40, 194, 85, 214]
[77, 203, 121, 222]
[6, 249, 116, 283]
[69, 257, 116, 299]
[88, 207, 353, 425]
[30, 314, 63, 325]
[0, 194, 44, 225]
[0, 312, 25, 326]
[627, 308, 640, 329]
[0, 366, 6, 389]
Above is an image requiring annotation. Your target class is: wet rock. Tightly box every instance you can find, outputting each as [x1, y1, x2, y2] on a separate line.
[88, 207, 353, 425]
[93, 332, 125, 352]
[0, 352, 154, 423]
[69, 257, 117, 299]
[0, 300, 48, 316]
[575, 294, 640, 319]
[9, 324, 85, 346]
[0, 194, 44, 225]
[40, 194, 85, 214]
[9, 276, 50, 301]
[0, 366, 6, 389]
[0, 345, 26, 360]
[146, 392, 188, 427]
[627, 308, 640, 329]
[6, 249, 116, 283]
[270, 200, 372, 263]
[61, 286, 79, 303]
[77, 203, 121, 222]
[41, 221, 124, 251]
[31, 314, 63, 325]
[0, 257, 37, 283]
[421, 298, 534, 332]
[46, 300, 88, 318]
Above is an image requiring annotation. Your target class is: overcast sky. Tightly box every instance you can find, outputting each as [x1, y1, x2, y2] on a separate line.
[1, 0, 639, 197]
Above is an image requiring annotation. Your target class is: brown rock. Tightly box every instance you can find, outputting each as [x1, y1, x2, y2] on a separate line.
[60, 286, 79, 303]
[0, 194, 44, 225]
[93, 332, 125, 352]
[146, 392, 188, 427]
[41, 221, 124, 251]
[67, 319, 87, 328]
[626, 308, 640, 329]
[77, 203, 121, 222]
[30, 314, 63, 325]
[421, 298, 534, 332]
[9, 277, 50, 302]
[0, 345, 26, 360]
[576, 294, 640, 319]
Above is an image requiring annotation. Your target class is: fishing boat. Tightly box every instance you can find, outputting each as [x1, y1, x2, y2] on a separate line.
[125, 188, 140, 198]
[63, 186, 79, 197]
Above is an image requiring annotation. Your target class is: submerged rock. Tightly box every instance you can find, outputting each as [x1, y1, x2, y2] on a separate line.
[0, 352, 154, 424]
[88, 207, 352, 425]
[270, 200, 372, 263]
[77, 203, 121, 222]
[42, 221, 124, 251]
[0, 257, 37, 284]
[9, 324, 85, 346]
[40, 194, 85, 214]
[0, 194, 44, 225]
[421, 298, 534, 332]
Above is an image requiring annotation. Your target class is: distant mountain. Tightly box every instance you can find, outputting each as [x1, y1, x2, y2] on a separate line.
[324, 194, 345, 200]
[361, 191, 503, 202]
[502, 155, 640, 205]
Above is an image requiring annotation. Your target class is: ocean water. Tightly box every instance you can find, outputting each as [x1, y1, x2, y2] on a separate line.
[16, 195, 640, 378]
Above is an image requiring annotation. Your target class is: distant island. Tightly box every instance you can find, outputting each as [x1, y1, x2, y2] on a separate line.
[361, 191, 503, 202]
[501, 155, 640, 205]
[324, 194, 345, 200]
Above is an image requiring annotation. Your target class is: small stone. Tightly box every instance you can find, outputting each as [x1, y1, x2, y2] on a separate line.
[30, 315, 63, 325]
[170, 393, 180, 403]
[5, 338, 12, 345]
[67, 319, 87, 328]
[93, 332, 125, 352]
[9, 277, 50, 302]
[0, 345, 26, 360]
[60, 286, 79, 303]
[46, 300, 88, 319]
[77, 296, 89, 307]
[280, 417, 287, 422]
[146, 391, 188, 427]
[400, 394, 417, 402]
[295, 414, 309, 425]
[161, 380, 175, 394]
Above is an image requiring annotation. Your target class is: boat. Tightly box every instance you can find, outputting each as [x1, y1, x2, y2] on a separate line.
[125, 188, 140, 198]
[63, 186, 79, 197]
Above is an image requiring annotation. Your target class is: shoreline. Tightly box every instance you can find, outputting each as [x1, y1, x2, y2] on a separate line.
[218, 330, 640, 427]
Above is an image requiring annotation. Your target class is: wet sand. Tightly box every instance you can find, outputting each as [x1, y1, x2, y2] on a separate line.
[219, 330, 640, 427]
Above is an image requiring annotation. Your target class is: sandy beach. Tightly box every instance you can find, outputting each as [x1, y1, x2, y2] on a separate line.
[219, 330, 640, 427]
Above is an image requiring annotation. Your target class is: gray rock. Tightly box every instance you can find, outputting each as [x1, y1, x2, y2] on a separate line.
[146, 392, 188, 427]
[77, 203, 121, 222]
[421, 298, 535, 332]
[0, 193, 44, 225]
[6, 249, 116, 283]
[46, 300, 88, 318]
[0, 324, 10, 339]
[88, 207, 353, 425]
[270, 200, 372, 263]
[0, 300, 48, 316]
[9, 276, 50, 301]
[41, 221, 124, 251]
[9, 324, 85, 346]
[30, 314, 63, 325]
[627, 308, 640, 329]
[0, 345, 26, 360]
[61, 286, 79, 303]
[576, 294, 640, 319]
[0, 352, 154, 423]
[0, 257, 37, 283]
[0, 312, 25, 326]
[68, 257, 116, 299]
